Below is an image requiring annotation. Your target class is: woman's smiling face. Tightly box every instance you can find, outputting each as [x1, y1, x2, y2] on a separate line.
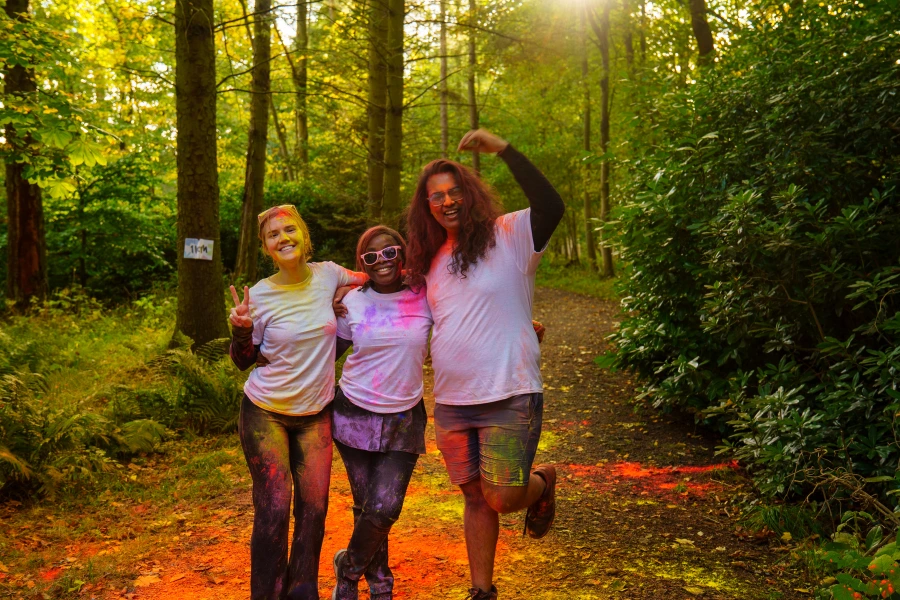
[263, 214, 305, 266]
[427, 172, 463, 234]
[363, 233, 403, 290]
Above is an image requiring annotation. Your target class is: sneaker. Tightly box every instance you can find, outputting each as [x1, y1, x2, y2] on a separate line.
[524, 464, 556, 539]
[466, 585, 498, 599]
[331, 549, 358, 600]
[369, 594, 392, 600]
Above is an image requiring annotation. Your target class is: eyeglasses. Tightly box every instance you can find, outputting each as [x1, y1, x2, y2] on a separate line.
[360, 246, 402, 266]
[427, 187, 464, 206]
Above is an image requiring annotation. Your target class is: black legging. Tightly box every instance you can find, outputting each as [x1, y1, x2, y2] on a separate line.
[239, 395, 333, 600]
[335, 440, 418, 596]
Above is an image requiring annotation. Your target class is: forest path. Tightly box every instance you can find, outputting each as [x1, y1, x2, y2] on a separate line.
[107, 288, 808, 599]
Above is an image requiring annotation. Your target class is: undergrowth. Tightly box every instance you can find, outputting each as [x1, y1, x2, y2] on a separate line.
[0, 287, 244, 501]
[535, 259, 616, 300]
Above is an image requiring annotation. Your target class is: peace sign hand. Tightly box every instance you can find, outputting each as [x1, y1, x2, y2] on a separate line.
[229, 285, 253, 329]
[457, 129, 509, 155]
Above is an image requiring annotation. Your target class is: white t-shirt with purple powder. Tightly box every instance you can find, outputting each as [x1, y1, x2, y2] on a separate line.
[336, 287, 433, 413]
[425, 208, 545, 406]
[244, 261, 365, 416]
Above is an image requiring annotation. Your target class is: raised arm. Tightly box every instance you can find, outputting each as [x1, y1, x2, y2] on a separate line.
[228, 285, 259, 371]
[458, 129, 566, 251]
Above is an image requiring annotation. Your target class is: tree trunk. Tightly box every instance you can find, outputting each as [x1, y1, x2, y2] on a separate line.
[467, 0, 479, 173]
[381, 0, 404, 224]
[589, 0, 614, 277]
[439, 0, 449, 158]
[4, 0, 48, 307]
[598, 1, 614, 277]
[689, 0, 715, 65]
[623, 0, 635, 71]
[235, 0, 273, 283]
[639, 0, 647, 62]
[173, 0, 230, 347]
[581, 7, 597, 272]
[270, 94, 296, 182]
[366, 0, 389, 220]
[295, 0, 309, 164]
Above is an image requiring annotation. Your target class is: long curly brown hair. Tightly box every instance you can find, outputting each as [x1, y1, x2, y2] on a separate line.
[405, 159, 503, 289]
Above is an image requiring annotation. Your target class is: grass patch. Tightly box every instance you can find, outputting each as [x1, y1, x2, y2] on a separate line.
[535, 261, 617, 300]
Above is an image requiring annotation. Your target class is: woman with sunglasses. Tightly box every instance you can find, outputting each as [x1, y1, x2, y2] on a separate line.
[404, 129, 565, 600]
[328, 225, 431, 600]
[228, 205, 367, 600]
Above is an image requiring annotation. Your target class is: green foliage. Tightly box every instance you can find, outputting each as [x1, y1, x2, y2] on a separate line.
[0, 7, 113, 196]
[535, 260, 617, 300]
[0, 289, 245, 500]
[43, 154, 176, 295]
[608, 0, 900, 507]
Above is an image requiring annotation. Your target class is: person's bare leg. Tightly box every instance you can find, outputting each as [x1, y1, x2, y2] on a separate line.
[460, 479, 498, 592]
[481, 473, 546, 514]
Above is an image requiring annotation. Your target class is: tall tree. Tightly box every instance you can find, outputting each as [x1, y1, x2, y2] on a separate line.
[366, 0, 389, 220]
[689, 0, 715, 64]
[173, 0, 230, 346]
[381, 0, 404, 222]
[4, 0, 48, 307]
[589, 0, 614, 277]
[295, 0, 309, 165]
[234, 0, 273, 283]
[467, 0, 479, 173]
[580, 7, 598, 272]
[439, 0, 449, 157]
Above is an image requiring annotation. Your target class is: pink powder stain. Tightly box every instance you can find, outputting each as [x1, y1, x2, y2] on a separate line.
[561, 460, 740, 499]
[40, 567, 63, 581]
[324, 319, 337, 336]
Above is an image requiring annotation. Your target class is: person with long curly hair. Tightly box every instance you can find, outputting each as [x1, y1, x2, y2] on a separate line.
[404, 129, 566, 600]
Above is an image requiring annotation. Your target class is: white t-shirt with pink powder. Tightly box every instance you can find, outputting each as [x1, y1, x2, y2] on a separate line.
[244, 261, 365, 416]
[336, 287, 433, 413]
[425, 208, 544, 406]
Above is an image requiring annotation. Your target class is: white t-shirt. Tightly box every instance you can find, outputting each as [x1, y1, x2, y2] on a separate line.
[425, 208, 544, 405]
[336, 287, 433, 413]
[243, 261, 365, 416]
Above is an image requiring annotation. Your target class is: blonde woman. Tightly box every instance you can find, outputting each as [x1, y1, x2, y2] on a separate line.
[228, 205, 366, 600]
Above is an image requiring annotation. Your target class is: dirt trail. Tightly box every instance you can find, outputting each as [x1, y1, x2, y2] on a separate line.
[9, 288, 810, 599]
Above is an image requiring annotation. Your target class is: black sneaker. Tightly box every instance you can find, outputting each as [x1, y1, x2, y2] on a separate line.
[466, 585, 498, 599]
[331, 549, 359, 600]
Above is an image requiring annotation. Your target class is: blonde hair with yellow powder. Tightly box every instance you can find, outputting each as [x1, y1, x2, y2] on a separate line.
[257, 205, 314, 260]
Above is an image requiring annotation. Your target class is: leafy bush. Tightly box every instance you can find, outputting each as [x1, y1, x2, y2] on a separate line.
[609, 0, 900, 508]
[43, 154, 176, 297]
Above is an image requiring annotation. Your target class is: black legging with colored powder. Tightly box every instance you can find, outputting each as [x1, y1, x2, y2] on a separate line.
[239, 395, 333, 600]
[335, 439, 418, 596]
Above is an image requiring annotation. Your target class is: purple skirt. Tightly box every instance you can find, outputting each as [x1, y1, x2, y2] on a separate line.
[331, 387, 427, 455]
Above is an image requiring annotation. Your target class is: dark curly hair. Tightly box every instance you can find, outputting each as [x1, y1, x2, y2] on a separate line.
[405, 159, 503, 289]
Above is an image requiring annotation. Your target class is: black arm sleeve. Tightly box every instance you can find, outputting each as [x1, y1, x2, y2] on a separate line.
[229, 325, 260, 371]
[498, 144, 566, 251]
[336, 337, 353, 361]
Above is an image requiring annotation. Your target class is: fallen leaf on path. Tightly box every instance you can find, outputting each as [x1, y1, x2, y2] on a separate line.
[0, 562, 7, 573]
[684, 587, 704, 595]
[134, 575, 160, 587]
[674, 538, 695, 546]
[169, 574, 187, 582]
